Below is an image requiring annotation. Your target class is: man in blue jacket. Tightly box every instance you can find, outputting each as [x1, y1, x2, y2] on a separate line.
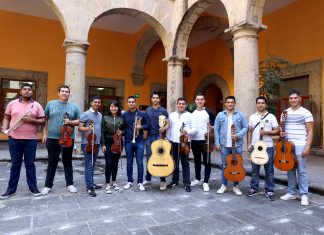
[214, 96, 248, 196]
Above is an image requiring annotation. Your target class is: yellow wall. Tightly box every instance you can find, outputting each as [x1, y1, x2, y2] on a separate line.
[259, 0, 324, 63]
[259, 0, 324, 145]
[185, 37, 234, 104]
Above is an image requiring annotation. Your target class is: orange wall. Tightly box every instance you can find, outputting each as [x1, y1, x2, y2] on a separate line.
[259, 0, 324, 63]
[0, 10, 66, 99]
[185, 37, 234, 104]
[0, 10, 233, 112]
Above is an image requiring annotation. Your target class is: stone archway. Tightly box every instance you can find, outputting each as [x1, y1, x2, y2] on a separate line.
[131, 28, 161, 86]
[195, 74, 230, 113]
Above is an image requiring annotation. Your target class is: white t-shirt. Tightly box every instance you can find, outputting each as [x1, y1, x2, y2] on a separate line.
[226, 116, 234, 147]
[190, 109, 210, 141]
[167, 111, 194, 143]
[249, 112, 279, 147]
[282, 107, 313, 146]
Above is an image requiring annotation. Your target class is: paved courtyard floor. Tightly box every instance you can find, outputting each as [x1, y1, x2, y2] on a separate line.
[0, 158, 324, 235]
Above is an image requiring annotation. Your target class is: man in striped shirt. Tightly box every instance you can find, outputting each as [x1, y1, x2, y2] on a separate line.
[279, 90, 313, 206]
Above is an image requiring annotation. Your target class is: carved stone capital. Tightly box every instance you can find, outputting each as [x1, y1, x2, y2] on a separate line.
[131, 73, 147, 86]
[63, 39, 90, 54]
[226, 21, 267, 41]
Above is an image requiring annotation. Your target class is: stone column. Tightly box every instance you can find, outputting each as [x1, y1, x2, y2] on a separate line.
[63, 40, 89, 112]
[166, 57, 184, 113]
[231, 24, 264, 119]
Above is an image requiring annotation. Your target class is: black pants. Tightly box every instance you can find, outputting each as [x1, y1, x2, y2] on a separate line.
[104, 138, 120, 183]
[191, 140, 211, 183]
[44, 138, 74, 188]
[171, 142, 190, 186]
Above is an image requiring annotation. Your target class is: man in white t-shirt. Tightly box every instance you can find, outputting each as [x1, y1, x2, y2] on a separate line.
[279, 90, 313, 206]
[247, 96, 279, 201]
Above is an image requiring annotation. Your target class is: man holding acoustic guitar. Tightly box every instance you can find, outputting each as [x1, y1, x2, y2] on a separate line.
[247, 96, 279, 201]
[214, 96, 248, 196]
[279, 90, 313, 206]
[143, 91, 169, 191]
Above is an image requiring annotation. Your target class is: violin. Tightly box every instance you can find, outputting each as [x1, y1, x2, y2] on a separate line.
[111, 122, 123, 154]
[203, 123, 215, 152]
[179, 122, 190, 155]
[85, 120, 98, 155]
[59, 113, 73, 147]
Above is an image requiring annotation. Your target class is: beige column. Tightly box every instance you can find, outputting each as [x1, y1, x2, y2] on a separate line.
[166, 57, 184, 113]
[63, 40, 89, 112]
[231, 24, 262, 119]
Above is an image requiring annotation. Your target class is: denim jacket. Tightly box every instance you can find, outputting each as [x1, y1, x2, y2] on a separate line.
[214, 110, 248, 147]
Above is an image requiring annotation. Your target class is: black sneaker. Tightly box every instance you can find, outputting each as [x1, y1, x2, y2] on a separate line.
[167, 181, 178, 189]
[93, 184, 102, 190]
[0, 190, 15, 199]
[246, 189, 258, 197]
[185, 185, 191, 192]
[30, 188, 41, 197]
[88, 188, 97, 197]
[266, 192, 275, 201]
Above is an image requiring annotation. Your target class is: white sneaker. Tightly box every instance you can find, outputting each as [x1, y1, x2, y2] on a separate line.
[217, 184, 227, 194]
[123, 182, 133, 190]
[301, 195, 309, 206]
[280, 193, 296, 201]
[143, 180, 151, 186]
[138, 183, 146, 191]
[66, 185, 78, 193]
[203, 183, 210, 192]
[160, 182, 167, 191]
[233, 186, 242, 196]
[112, 183, 119, 191]
[41, 187, 51, 196]
[105, 185, 112, 194]
[190, 179, 203, 187]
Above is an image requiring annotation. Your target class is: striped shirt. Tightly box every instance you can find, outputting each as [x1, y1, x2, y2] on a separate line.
[281, 107, 313, 146]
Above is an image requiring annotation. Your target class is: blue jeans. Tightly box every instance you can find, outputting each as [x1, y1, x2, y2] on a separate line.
[250, 147, 275, 192]
[287, 146, 308, 195]
[125, 140, 144, 183]
[81, 144, 99, 190]
[145, 135, 165, 182]
[7, 138, 38, 192]
[220, 146, 243, 186]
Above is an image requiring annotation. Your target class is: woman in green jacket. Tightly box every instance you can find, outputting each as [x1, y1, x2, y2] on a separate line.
[101, 100, 124, 194]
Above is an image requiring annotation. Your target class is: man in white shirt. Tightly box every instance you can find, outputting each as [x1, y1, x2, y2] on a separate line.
[279, 90, 313, 206]
[166, 97, 195, 192]
[247, 96, 279, 201]
[190, 93, 215, 192]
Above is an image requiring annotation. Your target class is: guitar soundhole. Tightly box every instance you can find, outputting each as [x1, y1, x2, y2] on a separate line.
[157, 147, 164, 155]
[258, 146, 263, 151]
[231, 160, 238, 166]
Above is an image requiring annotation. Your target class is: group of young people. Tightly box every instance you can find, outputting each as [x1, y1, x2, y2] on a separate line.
[0, 83, 313, 206]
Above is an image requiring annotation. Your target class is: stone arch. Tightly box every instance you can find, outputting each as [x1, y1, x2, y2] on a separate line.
[131, 15, 232, 86]
[195, 74, 230, 100]
[173, 0, 230, 58]
[41, 0, 68, 37]
[246, 0, 266, 25]
[131, 28, 161, 86]
[83, 0, 172, 57]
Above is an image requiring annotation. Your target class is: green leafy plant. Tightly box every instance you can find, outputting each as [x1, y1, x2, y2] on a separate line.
[259, 53, 294, 116]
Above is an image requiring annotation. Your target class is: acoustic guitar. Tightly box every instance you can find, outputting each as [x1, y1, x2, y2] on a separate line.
[250, 120, 269, 165]
[224, 124, 246, 182]
[274, 111, 297, 171]
[147, 115, 175, 177]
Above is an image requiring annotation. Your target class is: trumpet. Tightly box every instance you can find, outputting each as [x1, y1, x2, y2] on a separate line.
[132, 113, 142, 143]
[2, 105, 34, 135]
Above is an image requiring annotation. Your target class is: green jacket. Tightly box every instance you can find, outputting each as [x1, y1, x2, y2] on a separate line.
[100, 115, 125, 145]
